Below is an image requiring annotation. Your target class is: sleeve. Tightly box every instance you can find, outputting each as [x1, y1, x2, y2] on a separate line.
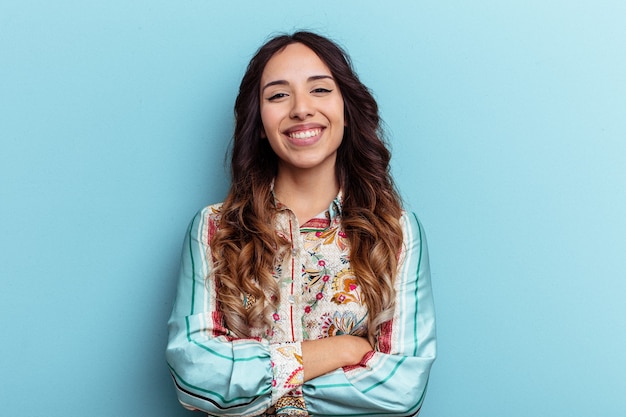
[165, 208, 304, 417]
[302, 212, 437, 417]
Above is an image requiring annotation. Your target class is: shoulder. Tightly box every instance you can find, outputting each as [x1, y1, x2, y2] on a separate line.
[197, 202, 224, 220]
[188, 202, 225, 246]
[399, 210, 426, 237]
[398, 210, 428, 255]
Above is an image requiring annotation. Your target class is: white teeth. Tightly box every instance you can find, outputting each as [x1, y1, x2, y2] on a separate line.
[289, 129, 321, 139]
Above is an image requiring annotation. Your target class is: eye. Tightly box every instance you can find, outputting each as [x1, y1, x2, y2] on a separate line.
[267, 92, 288, 101]
[311, 88, 332, 94]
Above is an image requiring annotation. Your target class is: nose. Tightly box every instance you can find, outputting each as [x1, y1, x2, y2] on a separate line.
[289, 92, 314, 120]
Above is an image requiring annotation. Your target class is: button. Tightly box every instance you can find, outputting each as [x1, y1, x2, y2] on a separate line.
[288, 295, 295, 304]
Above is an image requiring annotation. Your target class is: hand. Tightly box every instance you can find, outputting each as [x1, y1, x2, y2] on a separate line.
[344, 335, 374, 364]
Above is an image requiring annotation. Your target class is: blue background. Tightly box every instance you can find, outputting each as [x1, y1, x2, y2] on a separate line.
[1, 1, 625, 416]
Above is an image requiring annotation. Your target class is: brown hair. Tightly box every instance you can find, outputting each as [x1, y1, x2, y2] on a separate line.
[211, 31, 403, 343]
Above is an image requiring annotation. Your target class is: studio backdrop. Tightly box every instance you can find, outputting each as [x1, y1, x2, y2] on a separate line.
[1, 1, 625, 416]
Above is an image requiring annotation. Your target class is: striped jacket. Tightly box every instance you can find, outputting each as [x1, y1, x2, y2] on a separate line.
[166, 197, 436, 416]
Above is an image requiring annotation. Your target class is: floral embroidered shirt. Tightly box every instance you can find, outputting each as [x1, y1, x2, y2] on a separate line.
[166, 195, 437, 416]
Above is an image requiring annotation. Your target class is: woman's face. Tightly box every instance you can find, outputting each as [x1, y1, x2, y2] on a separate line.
[259, 42, 345, 177]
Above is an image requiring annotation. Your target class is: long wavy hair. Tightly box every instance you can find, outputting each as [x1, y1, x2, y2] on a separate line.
[211, 31, 403, 344]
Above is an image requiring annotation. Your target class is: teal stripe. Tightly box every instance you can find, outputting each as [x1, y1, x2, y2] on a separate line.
[362, 356, 407, 393]
[311, 357, 408, 393]
[190, 339, 267, 362]
[168, 362, 270, 403]
[307, 381, 426, 417]
[311, 382, 352, 389]
[411, 212, 423, 357]
[186, 216, 197, 342]
[188, 217, 197, 314]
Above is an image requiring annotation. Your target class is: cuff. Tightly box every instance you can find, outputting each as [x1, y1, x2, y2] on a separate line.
[269, 341, 304, 405]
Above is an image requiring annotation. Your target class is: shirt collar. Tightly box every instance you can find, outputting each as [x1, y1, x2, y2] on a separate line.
[328, 190, 343, 223]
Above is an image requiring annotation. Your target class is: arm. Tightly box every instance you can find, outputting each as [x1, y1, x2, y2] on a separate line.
[165, 208, 303, 416]
[301, 335, 372, 381]
[302, 212, 437, 416]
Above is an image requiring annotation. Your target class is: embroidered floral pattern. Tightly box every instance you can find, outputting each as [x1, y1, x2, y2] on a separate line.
[296, 239, 368, 339]
[330, 269, 363, 305]
[303, 225, 349, 253]
[265, 194, 369, 414]
[270, 343, 304, 407]
[270, 205, 369, 343]
[265, 394, 308, 416]
[320, 311, 367, 337]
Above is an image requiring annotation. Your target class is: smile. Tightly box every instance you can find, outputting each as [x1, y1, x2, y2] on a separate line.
[287, 128, 322, 139]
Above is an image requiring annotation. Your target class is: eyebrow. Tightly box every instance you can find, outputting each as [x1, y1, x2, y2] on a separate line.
[261, 75, 334, 92]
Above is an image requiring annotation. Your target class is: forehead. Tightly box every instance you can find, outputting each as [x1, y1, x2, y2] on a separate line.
[261, 43, 333, 84]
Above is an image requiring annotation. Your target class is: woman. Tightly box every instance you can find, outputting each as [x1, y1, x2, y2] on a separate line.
[166, 31, 436, 416]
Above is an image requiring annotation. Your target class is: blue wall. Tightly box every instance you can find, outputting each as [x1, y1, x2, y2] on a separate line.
[1, 1, 625, 416]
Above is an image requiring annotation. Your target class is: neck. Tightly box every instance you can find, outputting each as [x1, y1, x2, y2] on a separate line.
[274, 165, 339, 225]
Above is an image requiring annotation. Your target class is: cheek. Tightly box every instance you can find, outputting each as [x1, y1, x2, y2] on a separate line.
[259, 108, 270, 138]
[333, 100, 346, 125]
[260, 106, 279, 130]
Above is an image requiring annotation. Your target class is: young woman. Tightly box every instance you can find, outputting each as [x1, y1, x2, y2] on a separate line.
[166, 31, 436, 416]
